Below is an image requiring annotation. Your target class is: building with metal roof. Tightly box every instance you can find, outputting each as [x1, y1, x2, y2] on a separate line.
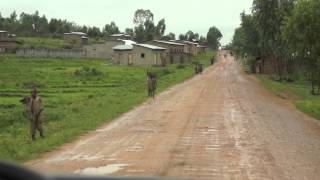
[173, 40, 200, 56]
[118, 39, 136, 45]
[147, 40, 191, 64]
[113, 45, 134, 51]
[0, 30, 19, 53]
[152, 40, 185, 46]
[135, 43, 166, 50]
[113, 43, 166, 66]
[64, 32, 88, 46]
[108, 33, 131, 40]
[197, 45, 207, 54]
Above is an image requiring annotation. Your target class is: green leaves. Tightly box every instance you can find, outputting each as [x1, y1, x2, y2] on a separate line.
[206, 26, 222, 50]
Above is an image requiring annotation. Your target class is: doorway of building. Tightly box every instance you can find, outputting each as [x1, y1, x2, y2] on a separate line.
[128, 54, 133, 65]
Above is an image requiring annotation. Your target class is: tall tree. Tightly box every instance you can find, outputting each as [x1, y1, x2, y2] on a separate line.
[125, 28, 134, 36]
[199, 36, 206, 44]
[206, 26, 222, 50]
[133, 9, 154, 27]
[155, 18, 166, 38]
[133, 9, 155, 42]
[185, 31, 199, 41]
[161, 32, 175, 41]
[179, 34, 187, 41]
[103, 21, 120, 36]
[0, 13, 4, 29]
[87, 26, 101, 37]
[282, 0, 320, 94]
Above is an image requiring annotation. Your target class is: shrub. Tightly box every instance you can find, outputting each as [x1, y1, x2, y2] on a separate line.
[191, 61, 199, 65]
[82, 66, 90, 72]
[176, 64, 186, 69]
[74, 67, 104, 77]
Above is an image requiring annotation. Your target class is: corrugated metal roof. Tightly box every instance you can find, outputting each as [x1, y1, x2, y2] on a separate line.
[118, 39, 137, 45]
[134, 44, 166, 50]
[110, 33, 131, 37]
[183, 41, 199, 45]
[153, 40, 185, 46]
[64, 32, 87, 36]
[113, 45, 133, 50]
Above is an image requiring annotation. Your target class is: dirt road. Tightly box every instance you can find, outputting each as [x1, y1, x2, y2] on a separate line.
[28, 52, 320, 179]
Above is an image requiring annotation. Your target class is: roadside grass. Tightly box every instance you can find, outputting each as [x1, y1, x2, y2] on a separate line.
[19, 37, 68, 49]
[0, 51, 215, 162]
[257, 75, 320, 120]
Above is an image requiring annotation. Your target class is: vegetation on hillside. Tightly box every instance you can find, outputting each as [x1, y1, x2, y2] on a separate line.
[17, 37, 105, 49]
[0, 9, 222, 49]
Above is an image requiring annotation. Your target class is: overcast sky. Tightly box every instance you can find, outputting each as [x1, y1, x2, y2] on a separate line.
[1, 0, 253, 45]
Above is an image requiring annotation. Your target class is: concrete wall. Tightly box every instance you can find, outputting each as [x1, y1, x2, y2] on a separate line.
[146, 41, 191, 64]
[185, 43, 198, 56]
[83, 40, 124, 59]
[147, 41, 184, 55]
[0, 32, 8, 41]
[0, 41, 17, 49]
[64, 34, 81, 44]
[64, 34, 88, 46]
[167, 53, 192, 64]
[113, 46, 165, 66]
[16, 48, 86, 58]
[197, 47, 206, 54]
[16, 40, 124, 59]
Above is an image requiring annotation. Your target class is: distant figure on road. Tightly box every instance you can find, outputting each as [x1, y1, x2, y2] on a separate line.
[198, 64, 203, 74]
[147, 72, 157, 99]
[195, 64, 203, 74]
[210, 57, 214, 65]
[20, 86, 44, 141]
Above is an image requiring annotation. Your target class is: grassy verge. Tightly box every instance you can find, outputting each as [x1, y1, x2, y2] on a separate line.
[18, 37, 105, 49]
[257, 75, 320, 120]
[0, 51, 215, 162]
[18, 37, 69, 49]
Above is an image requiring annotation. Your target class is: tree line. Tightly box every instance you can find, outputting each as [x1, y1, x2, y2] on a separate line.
[132, 9, 222, 49]
[0, 9, 222, 49]
[231, 0, 320, 95]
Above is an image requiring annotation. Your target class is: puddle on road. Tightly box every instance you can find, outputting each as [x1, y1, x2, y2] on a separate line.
[46, 154, 105, 163]
[207, 128, 220, 132]
[75, 164, 129, 175]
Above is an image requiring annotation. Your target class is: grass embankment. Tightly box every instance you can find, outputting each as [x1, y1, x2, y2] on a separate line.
[0, 51, 215, 162]
[18, 37, 105, 49]
[257, 75, 320, 120]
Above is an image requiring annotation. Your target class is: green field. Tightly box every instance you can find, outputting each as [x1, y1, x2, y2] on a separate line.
[18, 37, 67, 49]
[257, 75, 320, 120]
[0, 51, 214, 162]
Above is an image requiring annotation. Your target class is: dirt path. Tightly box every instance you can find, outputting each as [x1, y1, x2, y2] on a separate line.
[27, 52, 320, 180]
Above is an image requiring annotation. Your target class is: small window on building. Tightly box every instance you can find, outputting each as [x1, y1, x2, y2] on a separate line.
[141, 53, 145, 58]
